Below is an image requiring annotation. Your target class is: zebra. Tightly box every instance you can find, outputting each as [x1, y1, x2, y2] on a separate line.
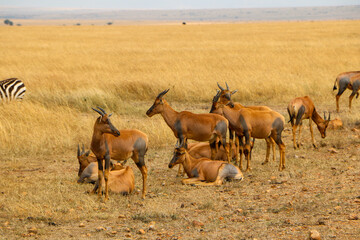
[0, 78, 26, 102]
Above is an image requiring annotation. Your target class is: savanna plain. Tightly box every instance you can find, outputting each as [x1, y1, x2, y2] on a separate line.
[0, 20, 359, 239]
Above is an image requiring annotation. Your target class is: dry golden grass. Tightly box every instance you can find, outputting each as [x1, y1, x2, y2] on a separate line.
[0, 20, 359, 239]
[1, 20, 359, 156]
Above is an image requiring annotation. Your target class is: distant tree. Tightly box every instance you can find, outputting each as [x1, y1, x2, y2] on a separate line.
[182, 22, 186, 25]
[107, 22, 113, 25]
[75, 23, 81, 26]
[16, 24, 21, 26]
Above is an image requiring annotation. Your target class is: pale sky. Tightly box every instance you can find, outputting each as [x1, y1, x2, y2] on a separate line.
[1, 0, 359, 9]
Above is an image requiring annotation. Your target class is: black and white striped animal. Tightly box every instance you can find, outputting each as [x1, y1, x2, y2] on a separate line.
[0, 78, 26, 102]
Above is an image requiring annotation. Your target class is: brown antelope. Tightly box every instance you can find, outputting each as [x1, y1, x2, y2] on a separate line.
[210, 98, 286, 171]
[287, 96, 330, 149]
[175, 142, 200, 177]
[93, 164, 135, 196]
[217, 82, 239, 106]
[77, 160, 124, 184]
[77, 144, 96, 177]
[215, 83, 275, 164]
[168, 142, 243, 186]
[77, 144, 128, 178]
[91, 107, 148, 200]
[78, 162, 98, 184]
[333, 71, 360, 112]
[146, 89, 230, 163]
[211, 91, 277, 169]
[90, 143, 135, 195]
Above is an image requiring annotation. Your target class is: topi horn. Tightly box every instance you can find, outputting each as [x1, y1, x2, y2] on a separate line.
[212, 90, 220, 102]
[217, 82, 225, 91]
[156, 89, 170, 99]
[92, 107, 104, 116]
[97, 107, 107, 115]
[77, 144, 81, 157]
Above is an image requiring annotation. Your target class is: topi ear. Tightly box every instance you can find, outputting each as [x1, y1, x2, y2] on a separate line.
[231, 90, 238, 95]
[108, 113, 113, 117]
[85, 151, 90, 157]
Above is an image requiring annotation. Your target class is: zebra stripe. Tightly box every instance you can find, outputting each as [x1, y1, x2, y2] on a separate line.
[0, 78, 26, 101]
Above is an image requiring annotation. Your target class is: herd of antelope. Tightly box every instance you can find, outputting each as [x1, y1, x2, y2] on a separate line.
[73, 71, 359, 201]
[0, 73, 355, 201]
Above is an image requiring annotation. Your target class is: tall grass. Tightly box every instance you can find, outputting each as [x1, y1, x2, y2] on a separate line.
[0, 20, 359, 157]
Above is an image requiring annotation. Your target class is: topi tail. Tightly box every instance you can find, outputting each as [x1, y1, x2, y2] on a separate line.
[333, 78, 338, 91]
[219, 163, 243, 181]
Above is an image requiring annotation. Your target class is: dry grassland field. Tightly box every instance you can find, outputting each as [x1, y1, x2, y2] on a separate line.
[0, 20, 359, 239]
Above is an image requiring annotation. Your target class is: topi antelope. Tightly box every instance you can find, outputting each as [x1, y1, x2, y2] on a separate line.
[91, 107, 148, 200]
[146, 89, 230, 163]
[77, 144, 129, 178]
[217, 82, 239, 104]
[215, 83, 274, 164]
[92, 162, 135, 195]
[90, 143, 135, 195]
[168, 142, 243, 186]
[77, 144, 97, 177]
[333, 71, 360, 112]
[77, 160, 124, 184]
[211, 99, 286, 171]
[78, 162, 98, 184]
[287, 96, 330, 149]
[211, 90, 277, 170]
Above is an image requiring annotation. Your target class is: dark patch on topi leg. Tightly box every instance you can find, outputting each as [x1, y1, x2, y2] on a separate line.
[174, 120, 183, 143]
[352, 80, 360, 99]
[295, 105, 305, 126]
[134, 138, 147, 157]
[215, 120, 228, 138]
[272, 117, 284, 144]
[337, 77, 350, 96]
